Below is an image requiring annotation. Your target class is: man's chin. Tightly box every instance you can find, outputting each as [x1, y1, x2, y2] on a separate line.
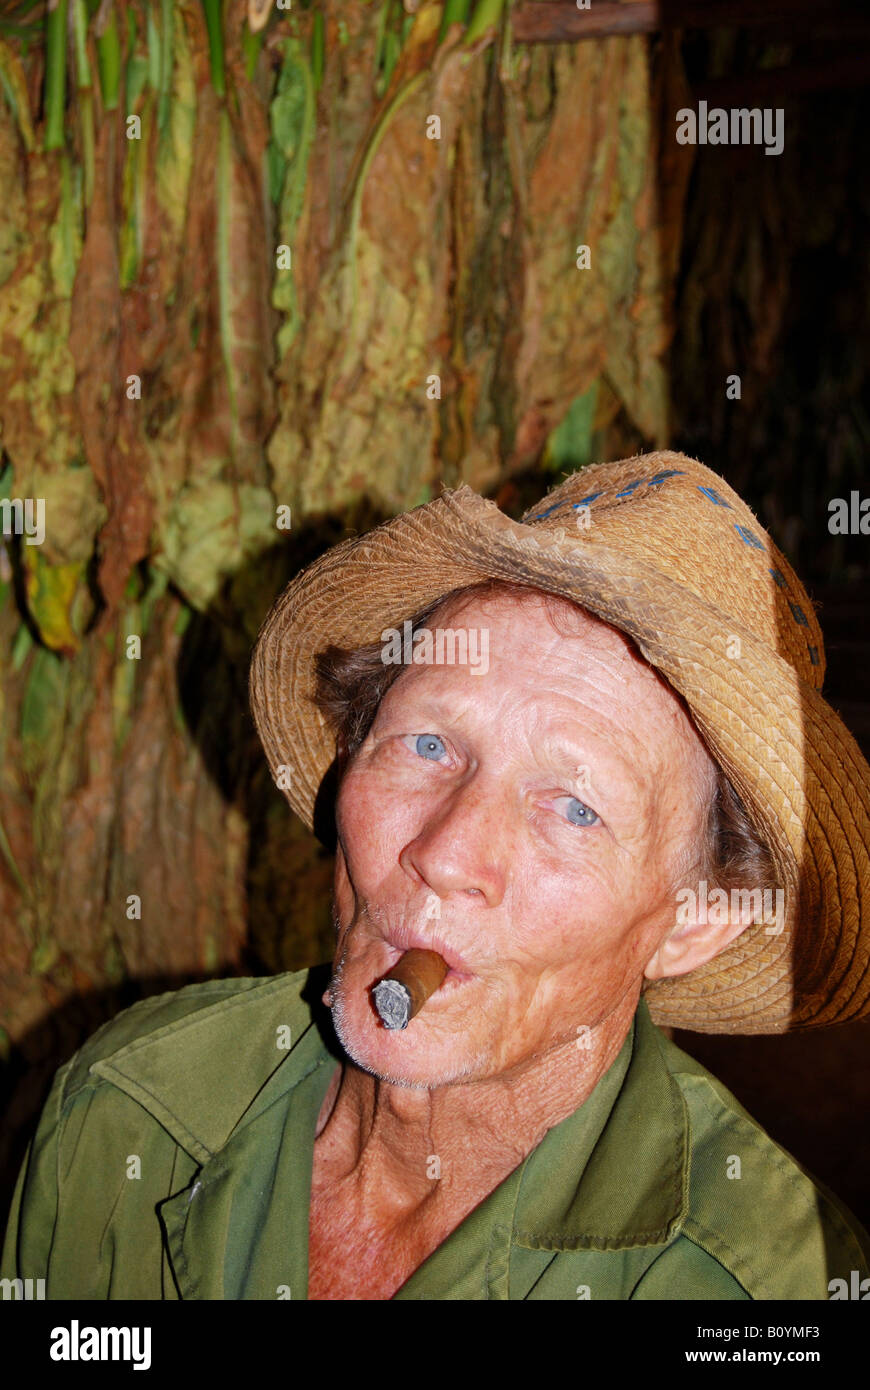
[329, 983, 491, 1089]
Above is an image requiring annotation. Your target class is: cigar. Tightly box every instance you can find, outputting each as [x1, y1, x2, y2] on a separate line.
[372, 948, 450, 1029]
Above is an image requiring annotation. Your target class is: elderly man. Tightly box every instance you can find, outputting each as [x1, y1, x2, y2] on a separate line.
[4, 450, 870, 1300]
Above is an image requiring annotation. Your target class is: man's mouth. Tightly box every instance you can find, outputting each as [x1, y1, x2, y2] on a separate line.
[371, 941, 476, 1029]
[380, 935, 475, 987]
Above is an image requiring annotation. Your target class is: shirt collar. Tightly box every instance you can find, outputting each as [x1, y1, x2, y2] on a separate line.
[510, 996, 690, 1249]
[88, 969, 336, 1166]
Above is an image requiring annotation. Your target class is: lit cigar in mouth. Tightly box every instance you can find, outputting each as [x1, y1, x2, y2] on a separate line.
[372, 949, 450, 1030]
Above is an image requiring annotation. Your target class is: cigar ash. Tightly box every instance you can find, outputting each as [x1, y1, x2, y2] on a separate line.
[372, 948, 450, 1030]
[372, 977, 414, 1030]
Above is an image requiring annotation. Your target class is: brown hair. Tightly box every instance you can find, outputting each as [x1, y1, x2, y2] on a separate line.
[313, 579, 777, 897]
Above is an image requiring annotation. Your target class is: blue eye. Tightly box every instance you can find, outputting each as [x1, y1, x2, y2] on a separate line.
[564, 797, 599, 827]
[415, 734, 447, 761]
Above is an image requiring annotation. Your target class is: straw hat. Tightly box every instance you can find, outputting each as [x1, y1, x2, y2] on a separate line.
[249, 450, 870, 1035]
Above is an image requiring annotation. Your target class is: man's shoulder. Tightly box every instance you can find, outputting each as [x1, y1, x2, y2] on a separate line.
[63, 964, 329, 1103]
[655, 1028, 870, 1298]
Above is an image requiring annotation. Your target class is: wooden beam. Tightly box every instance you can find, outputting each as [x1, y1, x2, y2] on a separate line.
[511, 0, 870, 44]
[513, 0, 657, 42]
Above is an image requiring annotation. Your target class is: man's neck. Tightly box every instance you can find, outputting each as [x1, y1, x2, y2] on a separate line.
[313, 990, 638, 1220]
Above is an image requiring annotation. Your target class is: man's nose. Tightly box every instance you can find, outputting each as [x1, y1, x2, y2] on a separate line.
[398, 772, 508, 907]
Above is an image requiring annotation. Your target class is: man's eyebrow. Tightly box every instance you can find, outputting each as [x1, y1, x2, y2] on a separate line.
[542, 735, 639, 806]
[376, 692, 642, 806]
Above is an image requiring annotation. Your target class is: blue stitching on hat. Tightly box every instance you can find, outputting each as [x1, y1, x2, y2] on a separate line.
[769, 568, 787, 587]
[525, 500, 567, 522]
[734, 524, 764, 550]
[789, 602, 808, 627]
[527, 490, 605, 523]
[698, 485, 732, 509]
[526, 470, 687, 521]
[807, 645, 820, 666]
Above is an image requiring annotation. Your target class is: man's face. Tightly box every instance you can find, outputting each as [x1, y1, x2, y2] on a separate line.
[328, 590, 716, 1088]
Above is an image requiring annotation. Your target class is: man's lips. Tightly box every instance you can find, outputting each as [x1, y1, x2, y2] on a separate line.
[380, 931, 475, 982]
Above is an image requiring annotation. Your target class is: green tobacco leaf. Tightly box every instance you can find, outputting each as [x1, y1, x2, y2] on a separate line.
[126, 53, 148, 111]
[0, 104, 26, 284]
[44, 0, 68, 151]
[112, 603, 140, 752]
[271, 39, 315, 354]
[138, 564, 169, 637]
[216, 109, 239, 457]
[271, 43, 307, 159]
[156, 0, 174, 134]
[23, 546, 86, 652]
[26, 465, 106, 566]
[11, 621, 33, 671]
[464, 0, 506, 46]
[120, 91, 151, 287]
[202, 0, 225, 97]
[96, 4, 121, 110]
[543, 382, 599, 474]
[439, 0, 471, 41]
[31, 936, 60, 976]
[146, 5, 161, 93]
[0, 36, 36, 151]
[48, 153, 83, 298]
[242, 24, 263, 82]
[20, 644, 69, 780]
[266, 139, 286, 208]
[155, 4, 194, 240]
[154, 481, 276, 612]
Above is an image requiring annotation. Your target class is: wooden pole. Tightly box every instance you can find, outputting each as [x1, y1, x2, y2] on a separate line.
[511, 0, 870, 44]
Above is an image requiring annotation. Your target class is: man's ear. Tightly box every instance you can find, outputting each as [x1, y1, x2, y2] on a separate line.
[644, 884, 757, 981]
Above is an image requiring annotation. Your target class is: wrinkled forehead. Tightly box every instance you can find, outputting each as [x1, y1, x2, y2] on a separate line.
[380, 586, 717, 783]
[413, 586, 683, 707]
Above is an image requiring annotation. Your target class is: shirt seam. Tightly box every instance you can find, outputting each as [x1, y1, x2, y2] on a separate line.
[81, 1072, 215, 1166]
[59, 979, 273, 1102]
[512, 1229, 677, 1252]
[675, 1069, 867, 1263]
[47, 1052, 80, 1287]
[88, 972, 304, 1072]
[631, 1231, 754, 1300]
[678, 1218, 768, 1298]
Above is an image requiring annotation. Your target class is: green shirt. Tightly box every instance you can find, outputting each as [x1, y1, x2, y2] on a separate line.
[3, 965, 868, 1300]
